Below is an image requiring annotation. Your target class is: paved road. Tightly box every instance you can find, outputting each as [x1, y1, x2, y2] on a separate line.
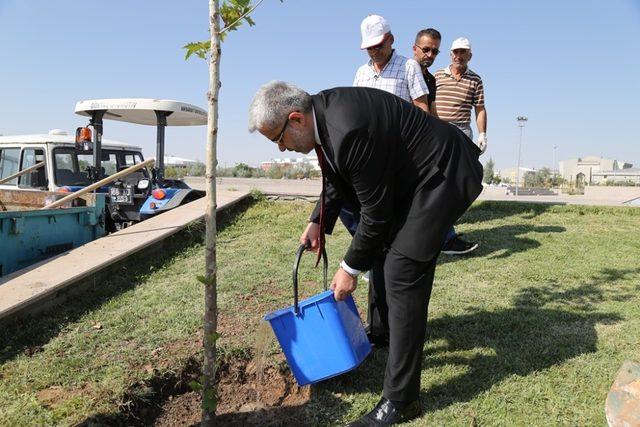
[185, 177, 639, 207]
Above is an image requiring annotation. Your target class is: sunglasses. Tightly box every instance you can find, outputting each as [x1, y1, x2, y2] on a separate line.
[414, 45, 440, 56]
[270, 117, 290, 144]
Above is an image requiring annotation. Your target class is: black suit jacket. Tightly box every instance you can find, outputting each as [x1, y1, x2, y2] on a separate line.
[310, 87, 483, 270]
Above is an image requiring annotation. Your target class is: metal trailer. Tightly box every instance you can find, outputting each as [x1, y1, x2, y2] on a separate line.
[0, 189, 105, 277]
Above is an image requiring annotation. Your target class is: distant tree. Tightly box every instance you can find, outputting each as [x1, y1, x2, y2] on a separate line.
[298, 163, 320, 179]
[165, 166, 185, 178]
[266, 164, 284, 179]
[216, 166, 234, 177]
[250, 167, 266, 178]
[550, 174, 565, 188]
[187, 162, 206, 176]
[524, 168, 553, 188]
[233, 162, 254, 178]
[483, 158, 495, 184]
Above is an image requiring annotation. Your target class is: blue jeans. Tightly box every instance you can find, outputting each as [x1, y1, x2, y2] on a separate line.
[339, 208, 360, 236]
[452, 122, 473, 140]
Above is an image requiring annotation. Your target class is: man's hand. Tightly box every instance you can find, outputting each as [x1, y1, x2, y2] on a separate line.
[299, 222, 320, 251]
[331, 268, 357, 301]
[477, 132, 488, 154]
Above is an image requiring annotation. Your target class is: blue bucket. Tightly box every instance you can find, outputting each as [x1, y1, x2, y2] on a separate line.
[264, 245, 371, 386]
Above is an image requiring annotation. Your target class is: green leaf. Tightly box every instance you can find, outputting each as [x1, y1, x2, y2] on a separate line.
[183, 41, 209, 60]
[202, 387, 218, 412]
[189, 380, 203, 392]
[206, 331, 222, 343]
[196, 274, 216, 286]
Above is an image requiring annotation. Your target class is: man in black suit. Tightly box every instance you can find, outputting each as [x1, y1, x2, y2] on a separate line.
[249, 81, 483, 425]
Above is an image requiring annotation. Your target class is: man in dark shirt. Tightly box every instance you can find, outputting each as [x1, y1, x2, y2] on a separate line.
[413, 28, 479, 255]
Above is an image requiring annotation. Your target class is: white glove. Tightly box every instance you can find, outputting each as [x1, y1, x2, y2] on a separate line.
[476, 132, 487, 154]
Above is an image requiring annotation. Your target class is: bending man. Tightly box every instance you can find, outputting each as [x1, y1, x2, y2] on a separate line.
[249, 81, 483, 426]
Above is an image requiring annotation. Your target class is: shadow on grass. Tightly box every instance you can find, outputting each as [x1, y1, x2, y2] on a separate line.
[0, 196, 256, 365]
[438, 224, 566, 264]
[514, 267, 640, 311]
[313, 267, 631, 420]
[457, 200, 562, 225]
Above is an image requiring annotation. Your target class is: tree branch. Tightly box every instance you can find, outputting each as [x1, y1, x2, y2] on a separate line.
[219, 0, 265, 34]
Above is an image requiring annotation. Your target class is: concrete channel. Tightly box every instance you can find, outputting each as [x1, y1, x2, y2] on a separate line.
[0, 189, 249, 323]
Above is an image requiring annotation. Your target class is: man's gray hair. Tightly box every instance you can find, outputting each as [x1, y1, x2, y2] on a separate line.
[248, 80, 312, 132]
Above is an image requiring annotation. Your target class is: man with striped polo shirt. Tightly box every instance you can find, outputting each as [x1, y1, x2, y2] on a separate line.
[434, 37, 487, 153]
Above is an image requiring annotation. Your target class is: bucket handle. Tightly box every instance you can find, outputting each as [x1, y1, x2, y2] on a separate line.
[292, 243, 328, 316]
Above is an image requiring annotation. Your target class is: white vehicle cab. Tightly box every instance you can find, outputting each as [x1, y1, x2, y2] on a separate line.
[0, 129, 145, 193]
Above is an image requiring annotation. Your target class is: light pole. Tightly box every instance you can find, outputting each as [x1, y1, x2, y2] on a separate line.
[516, 116, 528, 196]
[553, 145, 558, 184]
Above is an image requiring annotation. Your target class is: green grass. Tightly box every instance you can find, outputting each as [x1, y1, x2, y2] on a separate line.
[1, 199, 639, 425]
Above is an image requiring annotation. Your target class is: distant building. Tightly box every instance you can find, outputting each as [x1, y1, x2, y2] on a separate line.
[592, 167, 640, 185]
[260, 155, 320, 172]
[559, 156, 634, 185]
[165, 155, 199, 168]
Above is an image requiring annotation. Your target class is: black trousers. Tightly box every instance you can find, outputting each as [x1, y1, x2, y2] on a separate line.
[371, 247, 437, 403]
[367, 249, 390, 337]
[340, 209, 436, 401]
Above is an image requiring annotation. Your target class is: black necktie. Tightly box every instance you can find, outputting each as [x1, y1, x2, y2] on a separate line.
[314, 146, 325, 268]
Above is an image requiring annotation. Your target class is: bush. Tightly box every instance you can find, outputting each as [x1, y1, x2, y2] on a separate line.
[165, 166, 186, 179]
[187, 162, 205, 176]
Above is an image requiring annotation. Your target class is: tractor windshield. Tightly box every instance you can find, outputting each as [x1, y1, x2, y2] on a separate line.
[53, 148, 146, 187]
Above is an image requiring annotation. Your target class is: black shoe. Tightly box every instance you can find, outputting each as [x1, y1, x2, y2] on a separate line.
[346, 397, 422, 426]
[364, 325, 389, 348]
[367, 331, 389, 348]
[442, 233, 479, 255]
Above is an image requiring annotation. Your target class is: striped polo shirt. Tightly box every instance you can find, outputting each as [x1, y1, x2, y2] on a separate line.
[433, 65, 484, 124]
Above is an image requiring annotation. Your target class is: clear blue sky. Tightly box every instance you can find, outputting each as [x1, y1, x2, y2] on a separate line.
[1, 0, 639, 172]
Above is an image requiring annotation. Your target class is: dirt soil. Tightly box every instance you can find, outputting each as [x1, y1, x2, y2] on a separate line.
[152, 357, 311, 426]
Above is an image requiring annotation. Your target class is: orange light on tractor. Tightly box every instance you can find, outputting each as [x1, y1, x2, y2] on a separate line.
[58, 187, 72, 193]
[75, 127, 92, 143]
[152, 189, 166, 200]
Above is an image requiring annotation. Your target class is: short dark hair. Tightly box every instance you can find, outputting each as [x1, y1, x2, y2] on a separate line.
[415, 28, 441, 44]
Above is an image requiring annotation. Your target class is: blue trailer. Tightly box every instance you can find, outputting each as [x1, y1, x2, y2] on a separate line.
[0, 189, 105, 276]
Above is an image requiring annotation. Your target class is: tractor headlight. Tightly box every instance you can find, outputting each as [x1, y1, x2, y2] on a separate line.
[137, 179, 150, 190]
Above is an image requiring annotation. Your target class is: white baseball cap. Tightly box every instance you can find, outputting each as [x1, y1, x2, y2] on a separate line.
[451, 37, 471, 51]
[360, 15, 390, 49]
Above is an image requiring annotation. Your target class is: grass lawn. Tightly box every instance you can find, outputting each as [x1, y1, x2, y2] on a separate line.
[1, 198, 639, 425]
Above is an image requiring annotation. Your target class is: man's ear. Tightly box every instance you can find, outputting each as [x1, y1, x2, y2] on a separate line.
[289, 111, 305, 124]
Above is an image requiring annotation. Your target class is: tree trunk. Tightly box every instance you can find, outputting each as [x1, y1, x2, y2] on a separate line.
[202, 0, 221, 425]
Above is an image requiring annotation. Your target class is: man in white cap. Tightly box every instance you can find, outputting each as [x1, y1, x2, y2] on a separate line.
[353, 14, 429, 112]
[415, 30, 480, 256]
[349, 15, 430, 348]
[434, 37, 487, 154]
